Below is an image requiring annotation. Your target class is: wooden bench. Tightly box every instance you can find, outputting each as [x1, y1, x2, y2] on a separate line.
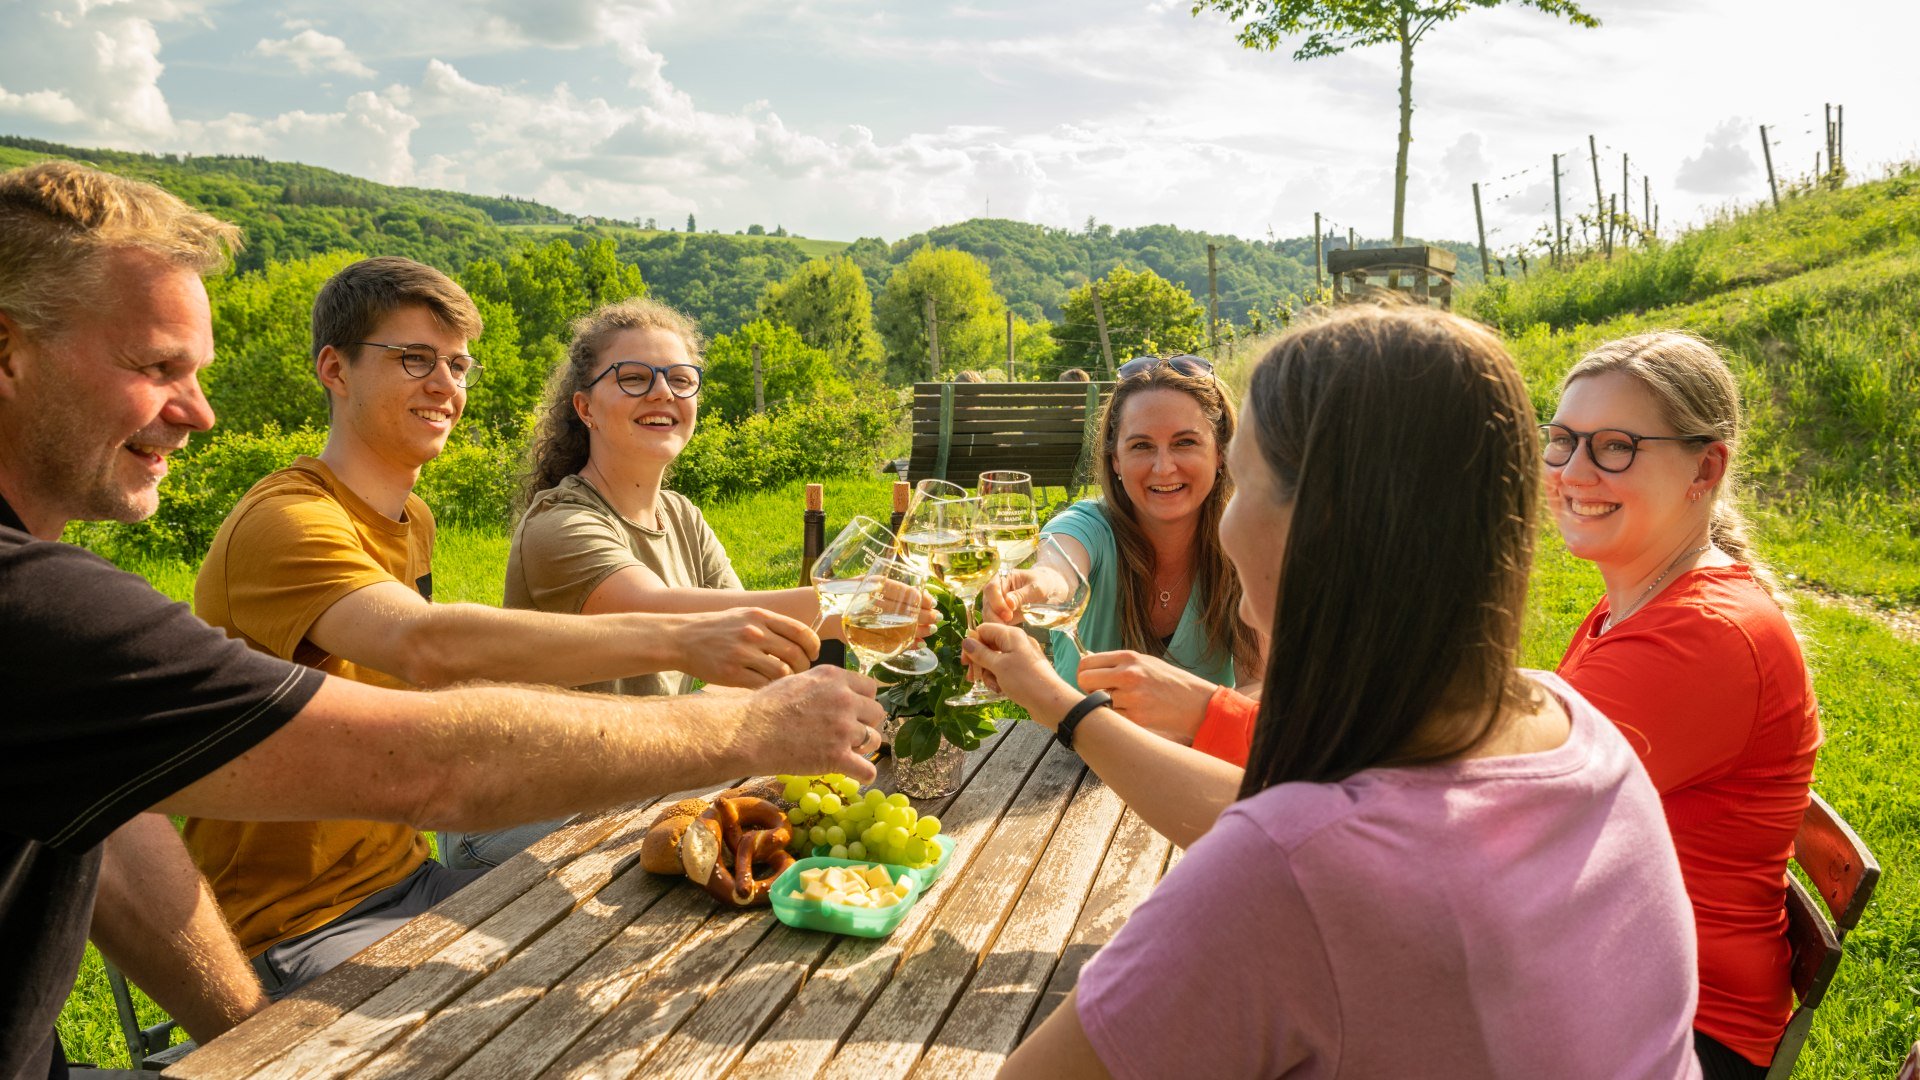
[1766, 789, 1882, 1079]
[907, 381, 1114, 493]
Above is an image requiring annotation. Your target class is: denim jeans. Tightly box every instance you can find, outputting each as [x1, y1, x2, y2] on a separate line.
[439, 816, 572, 870]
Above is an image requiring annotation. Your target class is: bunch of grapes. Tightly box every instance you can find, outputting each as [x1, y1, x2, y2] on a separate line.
[776, 773, 944, 868]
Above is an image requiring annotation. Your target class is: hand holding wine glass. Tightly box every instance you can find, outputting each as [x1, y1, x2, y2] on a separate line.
[809, 515, 894, 631]
[841, 558, 933, 678]
[883, 479, 966, 675]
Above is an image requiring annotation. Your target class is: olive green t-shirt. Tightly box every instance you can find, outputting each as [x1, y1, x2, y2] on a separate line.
[504, 475, 741, 696]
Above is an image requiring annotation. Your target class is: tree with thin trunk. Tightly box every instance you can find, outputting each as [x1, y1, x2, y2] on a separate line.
[1192, 0, 1597, 244]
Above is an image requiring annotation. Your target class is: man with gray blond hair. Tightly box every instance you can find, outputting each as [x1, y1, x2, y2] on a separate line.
[0, 161, 886, 1077]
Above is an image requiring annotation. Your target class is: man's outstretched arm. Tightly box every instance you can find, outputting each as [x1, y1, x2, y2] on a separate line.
[153, 664, 886, 831]
[90, 814, 269, 1043]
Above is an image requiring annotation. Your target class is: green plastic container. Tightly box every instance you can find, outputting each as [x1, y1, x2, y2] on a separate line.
[809, 834, 954, 892]
[770, 857, 919, 938]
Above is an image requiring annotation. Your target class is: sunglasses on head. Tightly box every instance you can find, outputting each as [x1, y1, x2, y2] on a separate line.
[1116, 354, 1213, 380]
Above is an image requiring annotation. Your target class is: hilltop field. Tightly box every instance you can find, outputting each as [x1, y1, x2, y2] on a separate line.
[22, 137, 1919, 1075]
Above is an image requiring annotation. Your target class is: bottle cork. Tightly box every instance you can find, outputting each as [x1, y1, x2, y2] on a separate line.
[892, 481, 911, 513]
[805, 483, 824, 512]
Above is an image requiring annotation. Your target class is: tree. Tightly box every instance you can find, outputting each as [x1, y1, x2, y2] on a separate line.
[1192, 0, 1597, 243]
[204, 250, 363, 434]
[701, 320, 851, 423]
[1052, 266, 1205, 375]
[687, 212, 697, 233]
[747, 223, 766, 236]
[760, 256, 885, 382]
[874, 247, 1007, 383]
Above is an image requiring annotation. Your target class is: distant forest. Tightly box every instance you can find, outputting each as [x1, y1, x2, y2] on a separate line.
[0, 134, 1477, 337]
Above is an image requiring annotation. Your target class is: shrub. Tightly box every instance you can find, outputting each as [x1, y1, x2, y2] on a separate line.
[667, 397, 892, 504]
[416, 432, 524, 530]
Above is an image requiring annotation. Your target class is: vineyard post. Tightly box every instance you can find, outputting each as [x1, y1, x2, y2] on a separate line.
[1348, 227, 1356, 252]
[1314, 212, 1324, 291]
[1206, 242, 1219, 357]
[1552, 153, 1563, 266]
[1760, 125, 1780, 209]
[751, 342, 764, 414]
[1606, 194, 1616, 257]
[1825, 104, 1834, 172]
[925, 295, 940, 380]
[1588, 135, 1605, 250]
[1643, 176, 1652, 243]
[1472, 182, 1490, 281]
[1090, 287, 1116, 378]
[1005, 309, 1014, 382]
[1621, 153, 1630, 241]
[1836, 104, 1844, 172]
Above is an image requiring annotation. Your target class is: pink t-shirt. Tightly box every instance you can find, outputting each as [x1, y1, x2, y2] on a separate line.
[1077, 672, 1702, 1080]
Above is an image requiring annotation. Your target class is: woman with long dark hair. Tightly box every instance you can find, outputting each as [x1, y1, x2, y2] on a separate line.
[969, 305, 1702, 1078]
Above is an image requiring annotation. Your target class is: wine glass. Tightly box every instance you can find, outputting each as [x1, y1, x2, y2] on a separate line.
[842, 558, 932, 677]
[883, 479, 967, 675]
[1012, 534, 1093, 659]
[809, 516, 894, 631]
[949, 473, 1035, 705]
[938, 500, 1005, 706]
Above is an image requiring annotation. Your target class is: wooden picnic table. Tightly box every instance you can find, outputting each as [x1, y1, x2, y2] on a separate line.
[165, 719, 1180, 1079]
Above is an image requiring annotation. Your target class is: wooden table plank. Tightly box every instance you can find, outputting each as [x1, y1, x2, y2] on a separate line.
[1020, 806, 1171, 1040]
[819, 738, 1089, 1080]
[538, 909, 777, 1079]
[346, 839, 682, 1078]
[167, 801, 659, 1080]
[445, 885, 718, 1078]
[909, 773, 1128, 1079]
[727, 720, 1055, 1080]
[639, 730, 1013, 1080]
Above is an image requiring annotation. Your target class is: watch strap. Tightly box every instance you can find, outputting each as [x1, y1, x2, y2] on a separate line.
[1056, 690, 1112, 751]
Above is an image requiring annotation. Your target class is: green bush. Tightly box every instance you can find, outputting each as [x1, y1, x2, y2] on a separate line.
[68, 424, 326, 562]
[667, 397, 892, 504]
[416, 432, 525, 530]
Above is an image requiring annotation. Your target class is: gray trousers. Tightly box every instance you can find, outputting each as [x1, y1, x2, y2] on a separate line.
[251, 860, 486, 1000]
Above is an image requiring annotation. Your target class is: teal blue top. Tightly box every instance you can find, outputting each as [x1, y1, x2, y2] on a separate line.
[1040, 499, 1236, 692]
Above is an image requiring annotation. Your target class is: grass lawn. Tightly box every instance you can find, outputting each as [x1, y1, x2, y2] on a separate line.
[56, 473, 1918, 1074]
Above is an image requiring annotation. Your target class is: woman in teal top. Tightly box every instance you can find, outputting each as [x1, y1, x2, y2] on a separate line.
[988, 356, 1259, 695]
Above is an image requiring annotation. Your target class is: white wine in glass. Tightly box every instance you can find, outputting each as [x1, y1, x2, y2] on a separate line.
[842, 558, 929, 677]
[1016, 534, 1093, 657]
[882, 480, 966, 676]
[933, 543, 1000, 596]
[809, 515, 894, 630]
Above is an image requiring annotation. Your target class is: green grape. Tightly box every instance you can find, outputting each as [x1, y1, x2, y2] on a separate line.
[836, 777, 861, 799]
[807, 825, 827, 846]
[825, 825, 847, 846]
[886, 825, 910, 848]
[887, 792, 910, 808]
[847, 840, 867, 859]
[865, 789, 887, 807]
[819, 794, 843, 816]
[782, 780, 805, 802]
[898, 807, 918, 828]
[915, 816, 941, 839]
[829, 844, 849, 859]
[862, 824, 884, 846]
[903, 837, 929, 864]
[786, 808, 807, 827]
[798, 791, 822, 815]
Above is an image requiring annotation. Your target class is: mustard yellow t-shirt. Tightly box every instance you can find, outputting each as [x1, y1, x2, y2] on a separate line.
[184, 456, 433, 956]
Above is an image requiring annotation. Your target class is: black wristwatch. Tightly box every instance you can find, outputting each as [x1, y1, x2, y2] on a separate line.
[1055, 690, 1111, 751]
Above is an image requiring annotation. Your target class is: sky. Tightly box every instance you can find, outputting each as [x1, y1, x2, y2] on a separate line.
[0, 0, 1914, 250]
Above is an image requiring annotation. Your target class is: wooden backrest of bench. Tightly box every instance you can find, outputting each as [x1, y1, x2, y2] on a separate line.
[906, 381, 1114, 491]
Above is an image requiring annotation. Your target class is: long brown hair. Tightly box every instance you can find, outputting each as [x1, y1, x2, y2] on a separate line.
[520, 296, 703, 511]
[1094, 363, 1259, 676]
[1239, 305, 1542, 796]
[1562, 331, 1791, 610]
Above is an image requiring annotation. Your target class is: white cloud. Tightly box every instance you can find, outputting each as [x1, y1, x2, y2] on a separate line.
[0, 85, 87, 125]
[254, 30, 377, 79]
[1675, 117, 1758, 196]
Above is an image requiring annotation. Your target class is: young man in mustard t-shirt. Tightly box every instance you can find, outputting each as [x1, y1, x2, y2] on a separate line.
[187, 257, 824, 995]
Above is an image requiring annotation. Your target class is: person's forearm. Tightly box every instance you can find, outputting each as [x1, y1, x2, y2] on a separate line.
[158, 679, 755, 830]
[91, 814, 268, 1042]
[593, 584, 840, 639]
[1026, 683, 1243, 848]
[399, 602, 691, 687]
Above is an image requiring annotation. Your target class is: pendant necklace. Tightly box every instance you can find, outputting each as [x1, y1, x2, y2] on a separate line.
[1603, 544, 1711, 633]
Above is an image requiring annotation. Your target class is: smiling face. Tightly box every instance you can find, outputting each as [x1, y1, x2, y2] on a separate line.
[1219, 403, 1291, 633]
[319, 303, 468, 471]
[0, 248, 216, 537]
[1108, 387, 1221, 529]
[1546, 370, 1724, 571]
[573, 327, 701, 468]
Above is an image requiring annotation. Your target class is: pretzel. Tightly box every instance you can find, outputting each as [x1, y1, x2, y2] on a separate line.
[680, 796, 795, 907]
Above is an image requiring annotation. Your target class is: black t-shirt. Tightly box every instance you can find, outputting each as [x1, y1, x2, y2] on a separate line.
[0, 496, 324, 1077]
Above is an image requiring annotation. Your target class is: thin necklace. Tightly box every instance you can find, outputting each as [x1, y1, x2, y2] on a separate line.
[1603, 544, 1711, 632]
